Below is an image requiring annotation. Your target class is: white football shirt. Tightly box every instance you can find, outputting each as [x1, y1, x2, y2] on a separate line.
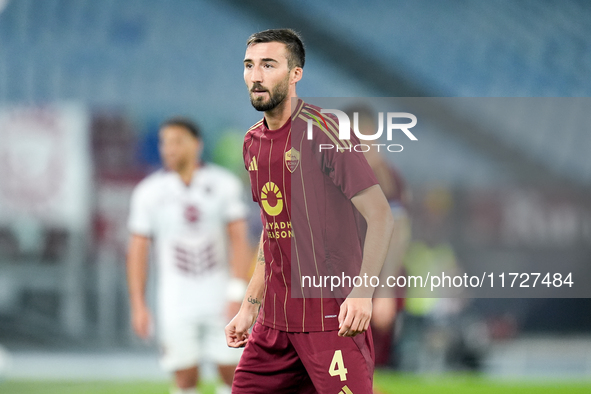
[128, 164, 247, 318]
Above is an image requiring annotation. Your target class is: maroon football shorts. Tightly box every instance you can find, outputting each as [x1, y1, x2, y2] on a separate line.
[232, 322, 374, 394]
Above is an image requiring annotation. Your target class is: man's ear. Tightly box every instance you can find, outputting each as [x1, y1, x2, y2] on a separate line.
[291, 67, 303, 84]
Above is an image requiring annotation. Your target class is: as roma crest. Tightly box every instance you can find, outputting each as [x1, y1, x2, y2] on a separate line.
[285, 148, 300, 173]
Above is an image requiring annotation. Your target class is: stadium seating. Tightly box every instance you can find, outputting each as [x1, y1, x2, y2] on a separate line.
[1, 0, 589, 186]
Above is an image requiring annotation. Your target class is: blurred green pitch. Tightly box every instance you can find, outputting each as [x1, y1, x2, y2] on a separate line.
[3, 372, 591, 394]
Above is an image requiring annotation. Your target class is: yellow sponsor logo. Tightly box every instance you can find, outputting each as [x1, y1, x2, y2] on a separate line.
[266, 221, 292, 239]
[261, 181, 283, 216]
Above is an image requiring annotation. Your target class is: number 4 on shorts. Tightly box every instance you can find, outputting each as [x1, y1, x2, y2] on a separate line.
[329, 350, 348, 381]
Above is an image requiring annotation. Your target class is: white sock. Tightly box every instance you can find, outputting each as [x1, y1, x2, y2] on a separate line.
[216, 384, 232, 394]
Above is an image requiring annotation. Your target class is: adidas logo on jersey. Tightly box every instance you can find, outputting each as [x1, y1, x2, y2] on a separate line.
[248, 156, 258, 171]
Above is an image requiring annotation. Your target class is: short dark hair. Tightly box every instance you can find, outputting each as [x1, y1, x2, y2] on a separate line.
[160, 117, 201, 139]
[247, 28, 305, 69]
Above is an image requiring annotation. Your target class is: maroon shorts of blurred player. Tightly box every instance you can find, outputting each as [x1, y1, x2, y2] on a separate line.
[232, 322, 375, 394]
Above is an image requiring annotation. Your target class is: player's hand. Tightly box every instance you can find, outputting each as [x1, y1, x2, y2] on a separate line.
[225, 308, 257, 348]
[338, 297, 372, 337]
[371, 297, 397, 332]
[131, 304, 152, 340]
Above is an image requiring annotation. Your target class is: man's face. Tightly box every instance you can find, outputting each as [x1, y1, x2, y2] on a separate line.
[244, 42, 292, 112]
[159, 125, 200, 172]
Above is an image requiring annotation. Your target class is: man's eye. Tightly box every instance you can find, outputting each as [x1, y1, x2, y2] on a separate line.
[245, 64, 253, 69]
[264, 64, 273, 68]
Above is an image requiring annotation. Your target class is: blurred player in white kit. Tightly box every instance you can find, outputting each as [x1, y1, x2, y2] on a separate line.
[126, 117, 251, 394]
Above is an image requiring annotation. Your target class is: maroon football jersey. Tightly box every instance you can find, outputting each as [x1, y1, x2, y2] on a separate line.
[244, 99, 378, 332]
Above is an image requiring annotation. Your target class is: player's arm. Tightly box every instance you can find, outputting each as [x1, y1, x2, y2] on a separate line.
[126, 233, 152, 339]
[338, 184, 394, 337]
[225, 230, 265, 348]
[372, 210, 410, 331]
[225, 219, 252, 319]
[227, 219, 251, 281]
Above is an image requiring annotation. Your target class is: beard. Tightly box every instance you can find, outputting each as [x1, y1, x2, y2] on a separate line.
[249, 75, 289, 112]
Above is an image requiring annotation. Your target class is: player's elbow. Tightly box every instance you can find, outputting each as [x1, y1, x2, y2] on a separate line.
[353, 185, 395, 236]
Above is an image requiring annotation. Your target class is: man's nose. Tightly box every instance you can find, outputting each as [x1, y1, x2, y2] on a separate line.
[250, 66, 263, 83]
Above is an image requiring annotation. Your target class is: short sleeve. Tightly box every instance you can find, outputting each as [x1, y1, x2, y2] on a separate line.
[320, 127, 378, 199]
[222, 173, 248, 223]
[127, 181, 153, 236]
